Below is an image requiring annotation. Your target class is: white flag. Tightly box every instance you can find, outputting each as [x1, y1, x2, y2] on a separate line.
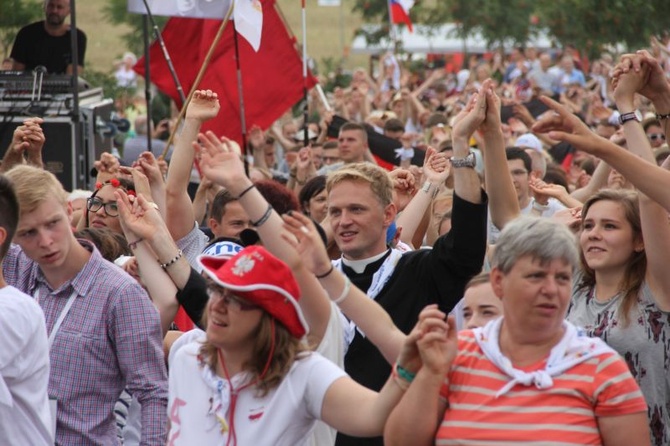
[233, 0, 263, 52]
[128, 0, 231, 19]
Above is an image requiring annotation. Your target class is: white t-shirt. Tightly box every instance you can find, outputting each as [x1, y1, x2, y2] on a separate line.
[167, 336, 347, 446]
[0, 285, 52, 445]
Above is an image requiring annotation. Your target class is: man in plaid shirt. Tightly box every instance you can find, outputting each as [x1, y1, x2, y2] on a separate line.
[2, 165, 167, 445]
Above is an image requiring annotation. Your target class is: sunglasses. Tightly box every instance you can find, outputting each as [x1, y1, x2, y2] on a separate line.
[86, 197, 119, 217]
[207, 286, 260, 311]
[648, 133, 666, 142]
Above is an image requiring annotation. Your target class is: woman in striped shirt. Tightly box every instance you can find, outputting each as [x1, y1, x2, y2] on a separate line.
[385, 216, 649, 446]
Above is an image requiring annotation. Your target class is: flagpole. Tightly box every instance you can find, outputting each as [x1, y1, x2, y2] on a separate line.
[232, 28, 250, 176]
[141, 0, 186, 104]
[161, 3, 235, 160]
[301, 0, 309, 144]
[385, 0, 398, 51]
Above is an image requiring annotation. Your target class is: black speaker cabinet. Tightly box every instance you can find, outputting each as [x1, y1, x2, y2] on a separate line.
[0, 116, 84, 192]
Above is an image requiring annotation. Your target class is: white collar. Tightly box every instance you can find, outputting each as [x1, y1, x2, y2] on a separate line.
[341, 249, 390, 274]
[473, 318, 612, 398]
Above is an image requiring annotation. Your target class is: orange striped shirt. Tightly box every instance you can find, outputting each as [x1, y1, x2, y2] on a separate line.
[436, 330, 647, 445]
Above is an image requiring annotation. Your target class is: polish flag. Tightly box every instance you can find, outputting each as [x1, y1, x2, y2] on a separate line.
[390, 0, 414, 32]
[234, 0, 263, 51]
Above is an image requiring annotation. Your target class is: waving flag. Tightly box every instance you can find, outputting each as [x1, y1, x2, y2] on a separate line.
[390, 0, 414, 32]
[135, 0, 316, 146]
[234, 0, 263, 51]
[128, 0, 229, 19]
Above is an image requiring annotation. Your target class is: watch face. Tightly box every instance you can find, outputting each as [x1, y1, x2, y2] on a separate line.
[634, 110, 643, 122]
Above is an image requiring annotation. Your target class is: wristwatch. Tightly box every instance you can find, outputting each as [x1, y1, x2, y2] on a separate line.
[450, 152, 476, 168]
[618, 109, 642, 125]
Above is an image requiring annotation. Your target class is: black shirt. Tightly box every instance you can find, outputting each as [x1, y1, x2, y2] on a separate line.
[336, 192, 488, 446]
[10, 21, 87, 74]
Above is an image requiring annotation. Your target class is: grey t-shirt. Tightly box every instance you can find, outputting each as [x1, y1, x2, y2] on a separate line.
[567, 274, 670, 446]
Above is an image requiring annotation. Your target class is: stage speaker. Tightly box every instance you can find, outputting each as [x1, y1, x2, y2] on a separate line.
[0, 116, 84, 192]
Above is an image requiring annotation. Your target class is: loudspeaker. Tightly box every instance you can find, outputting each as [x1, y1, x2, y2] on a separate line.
[0, 116, 84, 192]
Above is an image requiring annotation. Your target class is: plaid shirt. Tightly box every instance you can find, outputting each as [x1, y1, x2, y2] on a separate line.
[3, 242, 168, 445]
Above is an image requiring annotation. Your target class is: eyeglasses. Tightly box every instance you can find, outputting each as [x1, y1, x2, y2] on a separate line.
[648, 133, 666, 142]
[86, 197, 118, 217]
[207, 286, 260, 311]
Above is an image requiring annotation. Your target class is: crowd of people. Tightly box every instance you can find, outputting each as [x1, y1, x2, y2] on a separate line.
[2, 1, 670, 445]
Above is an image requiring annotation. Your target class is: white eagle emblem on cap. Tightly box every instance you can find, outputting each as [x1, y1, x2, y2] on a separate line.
[232, 255, 255, 276]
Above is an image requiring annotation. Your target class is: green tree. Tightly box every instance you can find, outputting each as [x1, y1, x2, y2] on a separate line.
[449, 0, 536, 48]
[536, 0, 670, 58]
[0, 0, 41, 58]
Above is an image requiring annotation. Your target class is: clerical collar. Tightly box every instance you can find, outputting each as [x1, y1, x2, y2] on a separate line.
[342, 249, 391, 274]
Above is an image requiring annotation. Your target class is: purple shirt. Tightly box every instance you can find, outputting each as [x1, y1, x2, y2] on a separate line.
[3, 242, 168, 445]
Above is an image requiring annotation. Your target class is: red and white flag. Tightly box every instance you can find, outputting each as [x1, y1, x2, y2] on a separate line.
[390, 0, 414, 32]
[134, 0, 317, 146]
[128, 0, 230, 19]
[233, 0, 263, 52]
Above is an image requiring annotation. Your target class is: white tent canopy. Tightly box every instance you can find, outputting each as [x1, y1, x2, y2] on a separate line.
[351, 23, 557, 55]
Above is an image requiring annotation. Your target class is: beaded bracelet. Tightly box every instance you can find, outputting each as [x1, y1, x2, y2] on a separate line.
[159, 249, 183, 270]
[251, 204, 273, 227]
[237, 184, 255, 199]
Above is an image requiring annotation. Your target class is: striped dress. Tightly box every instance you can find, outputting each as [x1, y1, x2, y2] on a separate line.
[436, 330, 647, 445]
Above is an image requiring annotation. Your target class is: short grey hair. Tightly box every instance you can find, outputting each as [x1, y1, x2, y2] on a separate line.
[491, 216, 579, 274]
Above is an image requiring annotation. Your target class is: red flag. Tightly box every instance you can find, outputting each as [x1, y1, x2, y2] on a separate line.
[135, 0, 316, 145]
[390, 0, 414, 32]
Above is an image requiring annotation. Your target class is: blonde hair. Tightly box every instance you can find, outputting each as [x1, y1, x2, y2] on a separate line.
[5, 165, 68, 213]
[200, 312, 307, 396]
[326, 162, 393, 207]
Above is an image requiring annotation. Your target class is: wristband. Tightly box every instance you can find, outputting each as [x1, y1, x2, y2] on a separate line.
[127, 237, 144, 250]
[332, 276, 351, 305]
[237, 184, 255, 199]
[315, 265, 334, 279]
[395, 362, 416, 383]
[251, 204, 273, 227]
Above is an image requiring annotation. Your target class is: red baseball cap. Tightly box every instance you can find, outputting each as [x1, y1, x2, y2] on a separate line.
[198, 246, 309, 338]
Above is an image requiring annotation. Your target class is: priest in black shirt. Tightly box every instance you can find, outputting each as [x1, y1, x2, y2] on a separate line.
[10, 0, 86, 74]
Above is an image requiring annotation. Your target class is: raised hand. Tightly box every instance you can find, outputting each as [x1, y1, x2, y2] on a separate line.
[119, 165, 152, 202]
[13, 117, 45, 157]
[612, 50, 670, 103]
[452, 83, 487, 141]
[94, 152, 122, 182]
[532, 96, 606, 156]
[396, 305, 454, 376]
[248, 125, 265, 150]
[185, 89, 220, 122]
[133, 151, 165, 189]
[551, 207, 582, 234]
[281, 210, 332, 277]
[389, 168, 416, 212]
[422, 147, 450, 185]
[195, 131, 246, 190]
[612, 64, 650, 108]
[115, 190, 166, 241]
[480, 79, 503, 133]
